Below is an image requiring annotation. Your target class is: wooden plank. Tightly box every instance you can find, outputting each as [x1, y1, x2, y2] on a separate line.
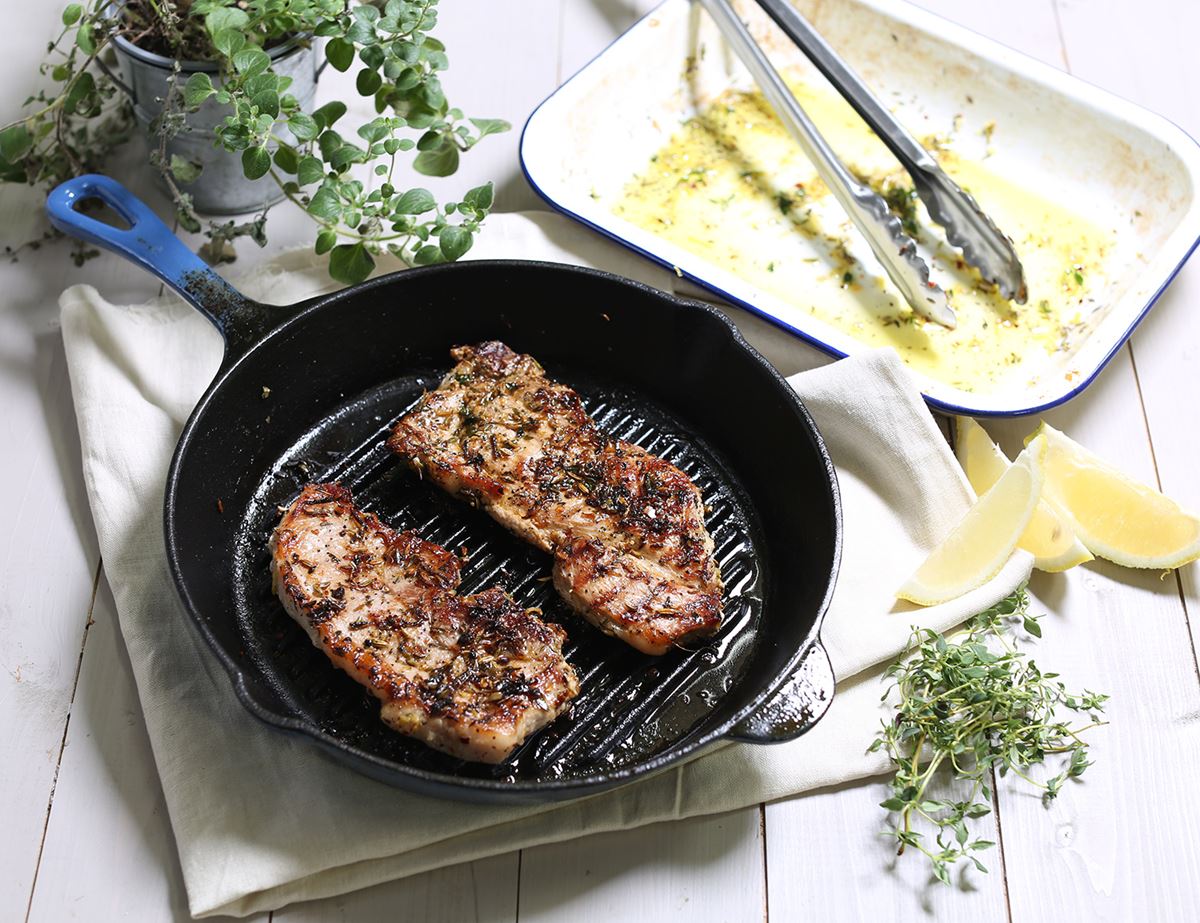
[26, 575, 261, 922]
[766, 779, 1010, 921]
[983, 349, 1200, 922]
[903, 1, 1200, 919]
[1051, 0, 1200, 663]
[557, 0, 664, 81]
[519, 810, 766, 922]
[0, 0, 182, 906]
[979, 2, 1200, 917]
[0, 250, 98, 921]
[275, 854, 518, 923]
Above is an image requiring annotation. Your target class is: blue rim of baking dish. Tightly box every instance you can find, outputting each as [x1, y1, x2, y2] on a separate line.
[517, 0, 1200, 418]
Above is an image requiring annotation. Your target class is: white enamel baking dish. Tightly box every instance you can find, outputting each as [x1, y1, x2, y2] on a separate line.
[520, 0, 1200, 416]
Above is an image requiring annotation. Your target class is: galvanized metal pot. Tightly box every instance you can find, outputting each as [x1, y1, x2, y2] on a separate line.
[110, 34, 318, 215]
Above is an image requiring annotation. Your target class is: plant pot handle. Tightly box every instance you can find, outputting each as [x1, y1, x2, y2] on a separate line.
[725, 638, 836, 744]
[46, 174, 264, 348]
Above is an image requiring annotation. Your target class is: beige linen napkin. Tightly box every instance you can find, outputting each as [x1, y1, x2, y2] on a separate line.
[60, 212, 1031, 918]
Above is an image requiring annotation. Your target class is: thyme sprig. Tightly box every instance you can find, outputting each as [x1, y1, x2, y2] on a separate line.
[871, 588, 1108, 884]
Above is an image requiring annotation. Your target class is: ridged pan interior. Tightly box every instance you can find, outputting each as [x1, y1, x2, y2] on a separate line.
[231, 365, 766, 782]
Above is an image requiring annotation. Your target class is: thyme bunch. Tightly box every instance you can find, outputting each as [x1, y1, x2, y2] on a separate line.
[871, 588, 1108, 884]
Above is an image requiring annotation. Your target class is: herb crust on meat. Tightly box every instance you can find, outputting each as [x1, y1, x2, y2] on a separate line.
[389, 341, 723, 655]
[270, 482, 578, 763]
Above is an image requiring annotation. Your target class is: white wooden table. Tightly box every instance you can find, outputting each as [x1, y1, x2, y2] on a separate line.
[4, 1, 1199, 920]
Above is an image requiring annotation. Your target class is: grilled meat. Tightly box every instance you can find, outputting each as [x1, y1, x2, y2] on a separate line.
[270, 482, 578, 763]
[388, 341, 723, 655]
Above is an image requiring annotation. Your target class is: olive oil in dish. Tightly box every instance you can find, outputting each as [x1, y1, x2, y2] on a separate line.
[612, 78, 1113, 394]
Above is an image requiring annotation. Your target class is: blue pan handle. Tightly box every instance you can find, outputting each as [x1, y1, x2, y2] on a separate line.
[46, 174, 259, 341]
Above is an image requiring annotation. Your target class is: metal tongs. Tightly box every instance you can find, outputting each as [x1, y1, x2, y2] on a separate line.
[697, 0, 1027, 328]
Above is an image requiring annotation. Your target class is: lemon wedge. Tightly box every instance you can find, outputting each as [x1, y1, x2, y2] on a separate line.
[956, 417, 1093, 572]
[1030, 423, 1200, 570]
[898, 438, 1046, 605]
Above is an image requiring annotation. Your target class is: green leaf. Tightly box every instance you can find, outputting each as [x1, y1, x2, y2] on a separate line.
[205, 7, 250, 34]
[392, 66, 420, 91]
[393, 188, 435, 214]
[75, 23, 95, 55]
[328, 243, 375, 284]
[329, 143, 366, 170]
[233, 47, 272, 78]
[314, 228, 337, 255]
[356, 118, 390, 143]
[325, 38, 355, 73]
[359, 43, 385, 70]
[287, 112, 319, 142]
[183, 72, 216, 108]
[169, 154, 202, 184]
[241, 145, 271, 180]
[1023, 615, 1042, 638]
[273, 144, 299, 174]
[356, 68, 382, 95]
[307, 186, 342, 221]
[297, 156, 325, 185]
[415, 129, 442, 152]
[252, 89, 280, 119]
[0, 123, 33, 163]
[312, 101, 347, 130]
[421, 82, 446, 113]
[345, 20, 375, 45]
[462, 182, 494, 213]
[62, 3, 82, 26]
[412, 140, 459, 177]
[212, 28, 246, 58]
[469, 117, 510, 139]
[412, 244, 443, 265]
[176, 206, 201, 234]
[317, 129, 342, 160]
[438, 225, 472, 261]
[63, 71, 95, 114]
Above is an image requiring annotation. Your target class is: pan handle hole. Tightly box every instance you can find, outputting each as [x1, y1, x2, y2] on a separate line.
[75, 196, 132, 230]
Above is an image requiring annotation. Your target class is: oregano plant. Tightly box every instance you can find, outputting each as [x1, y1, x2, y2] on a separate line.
[0, 0, 508, 283]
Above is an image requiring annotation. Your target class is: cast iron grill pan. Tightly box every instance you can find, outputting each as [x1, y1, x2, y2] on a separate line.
[46, 175, 842, 804]
[234, 370, 765, 782]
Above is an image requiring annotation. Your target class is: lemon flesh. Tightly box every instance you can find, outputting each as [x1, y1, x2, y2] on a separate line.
[956, 417, 1092, 572]
[1032, 424, 1200, 569]
[898, 439, 1045, 605]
